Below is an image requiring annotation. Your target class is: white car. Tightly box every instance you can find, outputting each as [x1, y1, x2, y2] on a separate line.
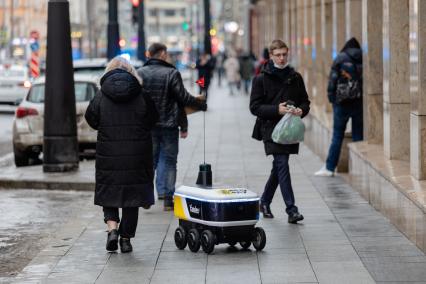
[0, 64, 32, 105]
[12, 73, 99, 167]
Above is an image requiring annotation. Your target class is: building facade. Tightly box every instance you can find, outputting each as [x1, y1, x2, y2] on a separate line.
[250, 0, 426, 254]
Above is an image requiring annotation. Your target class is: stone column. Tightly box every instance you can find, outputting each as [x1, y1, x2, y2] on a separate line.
[290, 0, 298, 64]
[296, 0, 305, 70]
[362, 0, 383, 144]
[275, 0, 284, 38]
[304, 0, 314, 98]
[322, 0, 333, 113]
[283, 0, 291, 44]
[313, 0, 324, 106]
[332, 0, 345, 58]
[346, 0, 362, 40]
[383, 0, 410, 160]
[410, 0, 426, 179]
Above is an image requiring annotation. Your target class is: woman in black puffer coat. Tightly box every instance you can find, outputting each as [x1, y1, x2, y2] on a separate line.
[85, 56, 158, 253]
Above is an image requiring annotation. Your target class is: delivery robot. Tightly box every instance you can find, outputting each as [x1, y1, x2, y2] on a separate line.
[173, 185, 266, 254]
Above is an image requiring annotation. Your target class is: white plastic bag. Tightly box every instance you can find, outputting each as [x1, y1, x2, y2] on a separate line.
[271, 113, 305, 144]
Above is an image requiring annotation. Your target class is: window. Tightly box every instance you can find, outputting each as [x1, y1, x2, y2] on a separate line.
[164, 9, 175, 17]
[149, 9, 157, 17]
[28, 82, 97, 103]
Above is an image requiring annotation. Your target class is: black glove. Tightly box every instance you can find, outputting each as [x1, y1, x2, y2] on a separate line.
[199, 101, 207, 111]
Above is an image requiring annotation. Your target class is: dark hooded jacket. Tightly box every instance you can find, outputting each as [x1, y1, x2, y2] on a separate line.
[327, 37, 363, 104]
[137, 59, 207, 129]
[250, 61, 310, 155]
[85, 69, 158, 208]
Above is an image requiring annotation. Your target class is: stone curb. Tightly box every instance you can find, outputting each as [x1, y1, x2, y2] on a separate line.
[0, 179, 94, 191]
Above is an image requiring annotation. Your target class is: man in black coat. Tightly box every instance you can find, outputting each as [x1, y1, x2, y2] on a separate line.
[250, 39, 310, 224]
[137, 43, 207, 211]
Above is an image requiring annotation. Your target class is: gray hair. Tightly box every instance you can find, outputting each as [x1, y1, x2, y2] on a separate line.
[104, 56, 142, 85]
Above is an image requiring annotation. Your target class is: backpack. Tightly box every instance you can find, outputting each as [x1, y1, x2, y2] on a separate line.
[335, 56, 362, 104]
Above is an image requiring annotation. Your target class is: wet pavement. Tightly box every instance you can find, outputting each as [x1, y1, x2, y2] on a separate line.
[0, 189, 93, 282]
[3, 81, 426, 283]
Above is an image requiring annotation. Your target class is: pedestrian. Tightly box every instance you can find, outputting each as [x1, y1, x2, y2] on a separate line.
[239, 51, 255, 94]
[85, 56, 158, 253]
[216, 52, 226, 87]
[196, 53, 214, 93]
[223, 51, 240, 95]
[137, 42, 207, 211]
[250, 39, 310, 223]
[314, 37, 363, 177]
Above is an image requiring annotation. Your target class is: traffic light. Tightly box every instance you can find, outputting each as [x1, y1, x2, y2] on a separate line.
[131, 0, 139, 25]
[182, 21, 189, 31]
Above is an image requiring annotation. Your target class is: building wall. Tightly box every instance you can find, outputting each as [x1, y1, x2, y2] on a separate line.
[251, 0, 426, 253]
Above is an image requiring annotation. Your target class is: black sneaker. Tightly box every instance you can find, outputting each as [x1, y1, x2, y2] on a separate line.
[106, 229, 119, 251]
[260, 203, 274, 218]
[288, 212, 304, 224]
[119, 238, 133, 253]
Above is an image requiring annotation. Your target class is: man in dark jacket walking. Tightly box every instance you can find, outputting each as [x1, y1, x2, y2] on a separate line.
[250, 39, 310, 223]
[315, 37, 363, 176]
[138, 43, 207, 211]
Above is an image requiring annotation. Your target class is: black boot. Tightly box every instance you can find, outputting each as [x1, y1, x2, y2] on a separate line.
[288, 212, 304, 224]
[164, 196, 174, 211]
[260, 203, 274, 218]
[106, 229, 119, 251]
[119, 237, 133, 253]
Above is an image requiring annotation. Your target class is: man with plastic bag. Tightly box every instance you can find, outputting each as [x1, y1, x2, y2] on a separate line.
[250, 39, 310, 223]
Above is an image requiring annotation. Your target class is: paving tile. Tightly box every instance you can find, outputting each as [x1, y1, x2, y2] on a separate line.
[150, 269, 205, 284]
[311, 261, 375, 284]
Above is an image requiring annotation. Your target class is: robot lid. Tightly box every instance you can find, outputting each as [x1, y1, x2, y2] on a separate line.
[175, 185, 259, 202]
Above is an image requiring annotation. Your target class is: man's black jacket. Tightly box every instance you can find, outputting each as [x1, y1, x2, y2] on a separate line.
[137, 59, 206, 129]
[250, 61, 310, 155]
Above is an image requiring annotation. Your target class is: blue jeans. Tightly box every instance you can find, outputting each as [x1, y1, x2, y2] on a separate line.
[326, 103, 363, 172]
[152, 127, 179, 198]
[261, 154, 298, 215]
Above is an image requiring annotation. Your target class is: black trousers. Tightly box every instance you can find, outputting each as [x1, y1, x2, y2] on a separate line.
[103, 207, 139, 238]
[261, 154, 298, 215]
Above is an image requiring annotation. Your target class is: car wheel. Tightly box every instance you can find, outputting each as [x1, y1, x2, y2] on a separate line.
[13, 147, 29, 167]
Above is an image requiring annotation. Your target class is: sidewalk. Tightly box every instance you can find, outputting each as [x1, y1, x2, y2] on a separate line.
[9, 82, 426, 284]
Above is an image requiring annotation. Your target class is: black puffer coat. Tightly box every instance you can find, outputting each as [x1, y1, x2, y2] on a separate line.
[137, 59, 207, 129]
[85, 69, 158, 208]
[250, 62, 310, 155]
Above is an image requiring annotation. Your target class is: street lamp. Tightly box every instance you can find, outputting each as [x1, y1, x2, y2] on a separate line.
[203, 0, 212, 55]
[107, 0, 120, 60]
[43, 0, 78, 172]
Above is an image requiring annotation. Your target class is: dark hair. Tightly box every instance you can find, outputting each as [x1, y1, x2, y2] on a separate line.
[148, 42, 167, 58]
[269, 39, 289, 54]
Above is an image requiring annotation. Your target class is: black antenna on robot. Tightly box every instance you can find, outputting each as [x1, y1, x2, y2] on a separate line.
[195, 77, 212, 186]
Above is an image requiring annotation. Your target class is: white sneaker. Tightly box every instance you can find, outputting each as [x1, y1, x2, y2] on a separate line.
[314, 165, 335, 177]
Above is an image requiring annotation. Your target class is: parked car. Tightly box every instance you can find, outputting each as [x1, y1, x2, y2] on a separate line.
[0, 63, 31, 105]
[73, 57, 143, 76]
[12, 73, 99, 167]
